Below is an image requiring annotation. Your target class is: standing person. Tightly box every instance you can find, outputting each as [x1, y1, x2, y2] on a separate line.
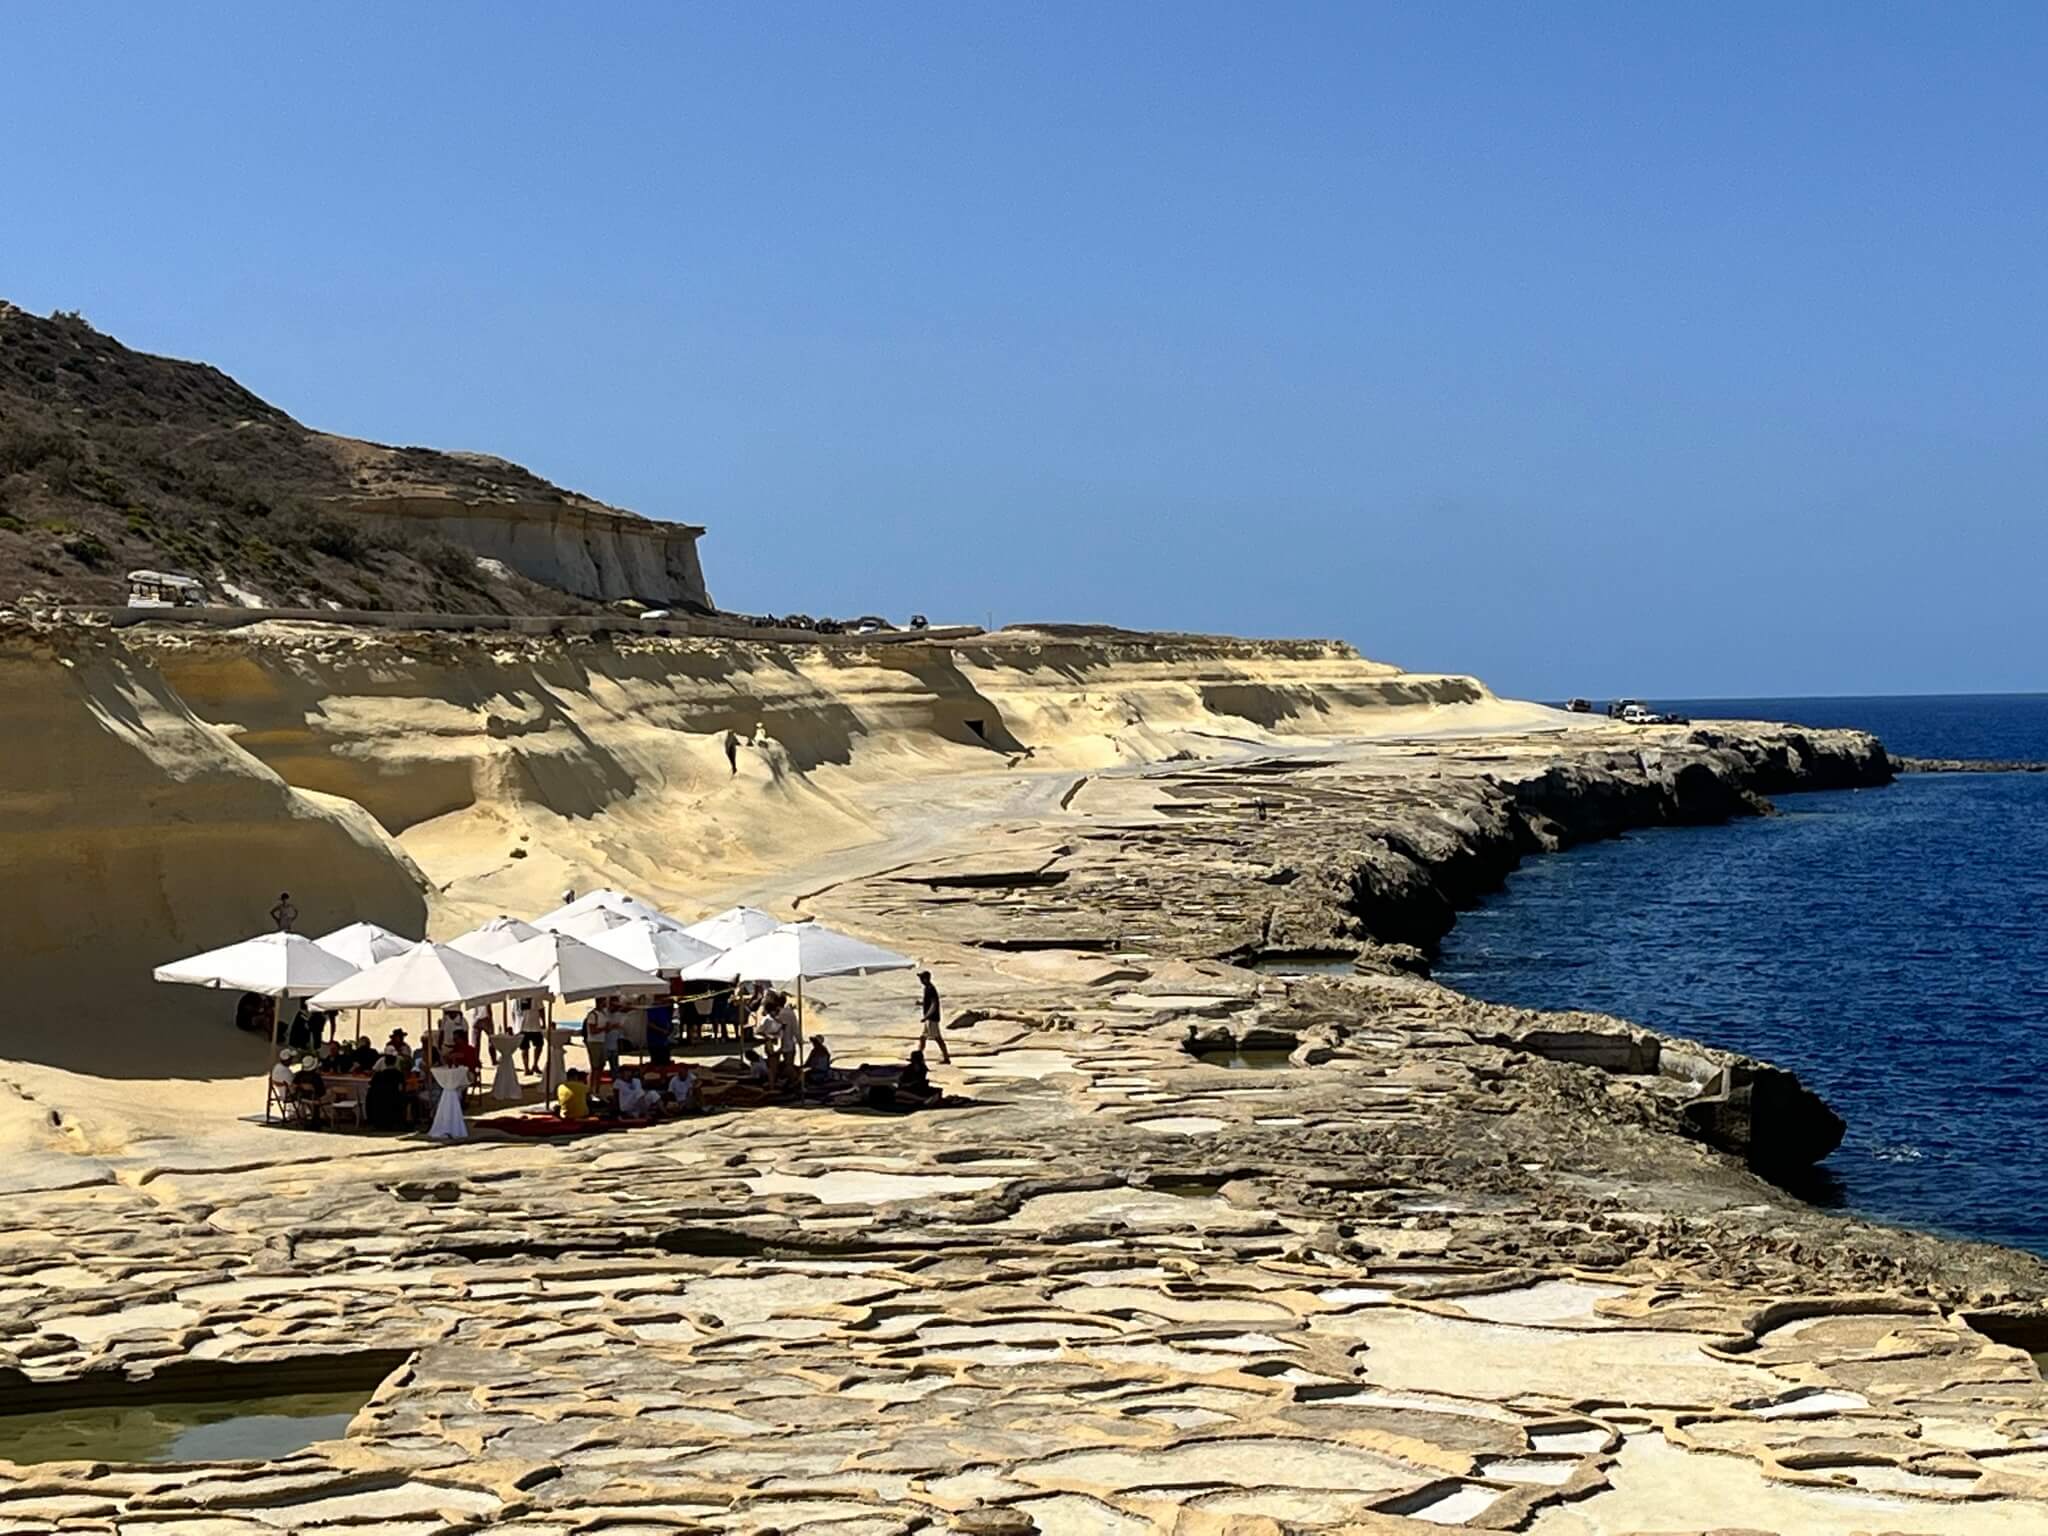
[513, 994, 543, 1073]
[365, 1054, 407, 1131]
[917, 970, 950, 1063]
[603, 1001, 628, 1079]
[645, 996, 673, 1068]
[269, 892, 299, 932]
[582, 1002, 609, 1085]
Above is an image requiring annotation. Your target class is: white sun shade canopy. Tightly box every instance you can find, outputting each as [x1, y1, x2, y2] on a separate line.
[573, 914, 721, 976]
[680, 905, 784, 951]
[445, 916, 544, 959]
[685, 920, 915, 983]
[492, 932, 668, 1003]
[308, 941, 545, 1012]
[311, 921, 416, 971]
[155, 932, 362, 998]
[532, 888, 685, 934]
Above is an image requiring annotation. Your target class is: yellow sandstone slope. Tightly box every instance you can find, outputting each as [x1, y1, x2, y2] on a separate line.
[3, 620, 1542, 1079]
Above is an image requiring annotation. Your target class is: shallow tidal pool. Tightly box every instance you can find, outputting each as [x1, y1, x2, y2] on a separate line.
[0, 1389, 368, 1465]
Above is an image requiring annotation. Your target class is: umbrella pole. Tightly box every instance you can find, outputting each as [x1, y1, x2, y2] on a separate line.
[268, 989, 285, 1123]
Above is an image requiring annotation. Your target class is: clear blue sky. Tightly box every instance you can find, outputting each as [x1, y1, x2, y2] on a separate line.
[6, 3, 2044, 697]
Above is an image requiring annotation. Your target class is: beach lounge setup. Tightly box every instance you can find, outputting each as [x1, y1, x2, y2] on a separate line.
[154, 886, 933, 1139]
[155, 932, 368, 1123]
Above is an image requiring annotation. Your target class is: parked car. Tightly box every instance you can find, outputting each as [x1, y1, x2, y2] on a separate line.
[1618, 702, 1691, 726]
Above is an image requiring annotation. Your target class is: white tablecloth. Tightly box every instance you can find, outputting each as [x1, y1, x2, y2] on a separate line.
[429, 1065, 472, 1140]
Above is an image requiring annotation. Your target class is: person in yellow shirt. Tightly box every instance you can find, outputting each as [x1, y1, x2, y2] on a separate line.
[556, 1067, 591, 1121]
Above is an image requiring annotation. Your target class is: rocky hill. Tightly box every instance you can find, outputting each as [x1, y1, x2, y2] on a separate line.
[0, 303, 705, 614]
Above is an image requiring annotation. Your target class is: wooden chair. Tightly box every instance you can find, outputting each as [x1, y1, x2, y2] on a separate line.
[324, 1088, 364, 1131]
[266, 1078, 301, 1126]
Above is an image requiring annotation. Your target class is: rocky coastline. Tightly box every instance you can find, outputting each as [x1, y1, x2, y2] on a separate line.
[5, 626, 2047, 1532]
[1897, 754, 2048, 773]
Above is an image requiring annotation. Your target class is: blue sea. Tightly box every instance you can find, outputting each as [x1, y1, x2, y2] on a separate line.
[1436, 695, 2048, 1257]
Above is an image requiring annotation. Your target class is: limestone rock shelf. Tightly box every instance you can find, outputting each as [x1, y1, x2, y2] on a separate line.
[4, 615, 2044, 1532]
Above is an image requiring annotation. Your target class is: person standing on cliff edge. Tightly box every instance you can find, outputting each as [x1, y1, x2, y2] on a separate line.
[269, 892, 298, 932]
[918, 970, 951, 1063]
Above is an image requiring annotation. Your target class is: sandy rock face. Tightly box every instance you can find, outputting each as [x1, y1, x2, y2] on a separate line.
[0, 629, 427, 1072]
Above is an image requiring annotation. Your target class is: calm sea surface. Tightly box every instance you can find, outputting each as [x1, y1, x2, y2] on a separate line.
[1436, 695, 2048, 1256]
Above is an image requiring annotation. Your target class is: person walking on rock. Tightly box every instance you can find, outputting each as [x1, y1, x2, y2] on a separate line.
[918, 969, 950, 1063]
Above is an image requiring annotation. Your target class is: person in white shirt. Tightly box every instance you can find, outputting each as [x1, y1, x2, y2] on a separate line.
[512, 994, 542, 1072]
[269, 1050, 295, 1107]
[468, 1004, 495, 1062]
[583, 1004, 610, 1083]
[616, 1073, 655, 1119]
[759, 991, 801, 1073]
[669, 1066, 701, 1112]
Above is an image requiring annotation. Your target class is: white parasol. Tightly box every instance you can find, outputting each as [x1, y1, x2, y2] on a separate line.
[532, 888, 685, 934]
[680, 905, 783, 952]
[575, 914, 721, 977]
[705, 921, 915, 983]
[308, 941, 544, 1013]
[155, 931, 361, 998]
[311, 921, 415, 971]
[445, 916, 544, 959]
[492, 931, 668, 1004]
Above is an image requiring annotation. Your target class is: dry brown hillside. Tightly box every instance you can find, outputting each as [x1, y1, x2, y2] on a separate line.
[0, 303, 640, 613]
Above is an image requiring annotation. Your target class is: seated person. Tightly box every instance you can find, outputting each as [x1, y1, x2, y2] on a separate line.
[365, 1053, 408, 1131]
[349, 1035, 379, 1073]
[385, 1028, 411, 1059]
[291, 1056, 328, 1128]
[616, 1072, 659, 1119]
[269, 1049, 296, 1104]
[318, 1038, 344, 1071]
[669, 1065, 702, 1113]
[443, 1029, 482, 1072]
[705, 1047, 776, 1108]
[556, 1067, 591, 1121]
[803, 1036, 835, 1094]
[897, 1048, 941, 1108]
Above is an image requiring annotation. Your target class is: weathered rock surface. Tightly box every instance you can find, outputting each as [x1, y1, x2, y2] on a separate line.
[1, 625, 2042, 1534]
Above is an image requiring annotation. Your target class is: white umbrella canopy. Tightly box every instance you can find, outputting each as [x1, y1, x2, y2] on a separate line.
[549, 908, 634, 941]
[680, 905, 784, 952]
[533, 888, 685, 934]
[445, 916, 544, 959]
[493, 932, 668, 1003]
[699, 921, 915, 984]
[155, 932, 361, 997]
[308, 942, 544, 1013]
[311, 921, 415, 971]
[576, 915, 721, 977]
